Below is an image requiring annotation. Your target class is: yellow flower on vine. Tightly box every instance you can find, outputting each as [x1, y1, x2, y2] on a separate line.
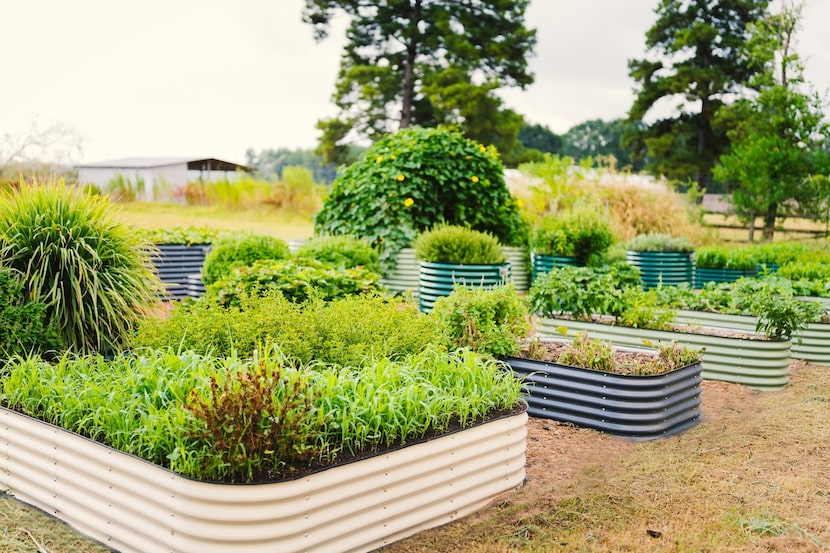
[516, 199, 525, 208]
[404, 197, 415, 207]
[479, 145, 486, 153]
[390, 154, 396, 160]
[397, 174, 406, 181]
[376, 156, 383, 163]
[471, 175, 479, 183]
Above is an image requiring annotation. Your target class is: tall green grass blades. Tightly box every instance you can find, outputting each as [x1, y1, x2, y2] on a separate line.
[0, 178, 163, 354]
[2, 345, 521, 483]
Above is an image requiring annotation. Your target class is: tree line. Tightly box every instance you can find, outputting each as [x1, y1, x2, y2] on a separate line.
[294, 0, 829, 241]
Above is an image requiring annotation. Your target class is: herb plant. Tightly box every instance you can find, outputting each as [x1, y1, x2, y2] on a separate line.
[294, 234, 381, 273]
[201, 232, 290, 285]
[625, 233, 694, 253]
[431, 285, 529, 358]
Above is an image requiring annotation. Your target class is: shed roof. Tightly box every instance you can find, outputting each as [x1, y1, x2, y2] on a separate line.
[78, 157, 253, 172]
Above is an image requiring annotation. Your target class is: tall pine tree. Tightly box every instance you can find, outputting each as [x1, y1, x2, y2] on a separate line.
[303, 0, 536, 164]
[625, 0, 769, 189]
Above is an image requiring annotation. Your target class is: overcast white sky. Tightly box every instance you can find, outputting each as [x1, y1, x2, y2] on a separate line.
[2, 0, 828, 165]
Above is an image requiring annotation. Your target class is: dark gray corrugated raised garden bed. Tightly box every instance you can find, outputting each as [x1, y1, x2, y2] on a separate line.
[503, 353, 702, 440]
[150, 243, 211, 300]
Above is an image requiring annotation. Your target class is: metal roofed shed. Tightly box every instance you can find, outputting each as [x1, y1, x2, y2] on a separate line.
[78, 157, 253, 201]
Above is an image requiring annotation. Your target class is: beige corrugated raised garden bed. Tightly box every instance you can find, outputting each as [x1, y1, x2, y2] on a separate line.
[0, 406, 527, 553]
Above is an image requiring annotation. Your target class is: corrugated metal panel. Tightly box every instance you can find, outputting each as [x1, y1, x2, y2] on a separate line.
[538, 317, 792, 391]
[626, 251, 694, 289]
[674, 309, 830, 366]
[503, 247, 530, 292]
[0, 407, 526, 553]
[530, 253, 577, 284]
[418, 262, 511, 313]
[150, 244, 211, 300]
[505, 356, 702, 439]
[380, 248, 420, 300]
[694, 267, 758, 289]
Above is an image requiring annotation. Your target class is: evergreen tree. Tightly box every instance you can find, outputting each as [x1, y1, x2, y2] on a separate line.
[626, 0, 770, 189]
[303, 0, 536, 164]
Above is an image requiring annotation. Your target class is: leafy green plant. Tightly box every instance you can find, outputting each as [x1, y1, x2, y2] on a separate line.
[695, 244, 758, 270]
[314, 126, 527, 271]
[618, 288, 677, 331]
[558, 332, 615, 373]
[625, 233, 694, 253]
[413, 224, 505, 264]
[749, 241, 810, 267]
[528, 265, 633, 321]
[207, 257, 383, 307]
[201, 232, 290, 285]
[143, 226, 220, 245]
[0, 267, 62, 358]
[0, 179, 162, 354]
[294, 234, 381, 273]
[431, 285, 529, 358]
[185, 353, 323, 481]
[530, 206, 615, 265]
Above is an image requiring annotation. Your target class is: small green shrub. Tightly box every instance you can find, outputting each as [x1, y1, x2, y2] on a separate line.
[144, 226, 220, 245]
[695, 245, 758, 270]
[625, 233, 694, 253]
[314, 126, 527, 271]
[0, 267, 62, 358]
[431, 285, 529, 358]
[413, 224, 505, 264]
[0, 179, 162, 354]
[294, 234, 381, 273]
[208, 257, 383, 307]
[201, 232, 290, 285]
[530, 207, 615, 265]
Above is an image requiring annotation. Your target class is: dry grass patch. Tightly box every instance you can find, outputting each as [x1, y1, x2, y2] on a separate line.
[381, 361, 830, 552]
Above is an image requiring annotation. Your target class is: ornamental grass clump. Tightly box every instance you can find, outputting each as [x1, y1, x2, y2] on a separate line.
[314, 126, 527, 271]
[0, 179, 162, 354]
[413, 224, 505, 264]
[2, 345, 521, 483]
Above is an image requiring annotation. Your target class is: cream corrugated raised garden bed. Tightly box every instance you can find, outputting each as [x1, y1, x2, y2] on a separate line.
[0, 404, 526, 553]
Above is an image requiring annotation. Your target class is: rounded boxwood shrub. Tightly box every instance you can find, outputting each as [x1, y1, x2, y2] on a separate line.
[294, 234, 381, 273]
[207, 257, 383, 307]
[202, 232, 290, 285]
[530, 206, 615, 265]
[625, 233, 694, 253]
[413, 224, 505, 264]
[314, 126, 528, 270]
[0, 179, 161, 354]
